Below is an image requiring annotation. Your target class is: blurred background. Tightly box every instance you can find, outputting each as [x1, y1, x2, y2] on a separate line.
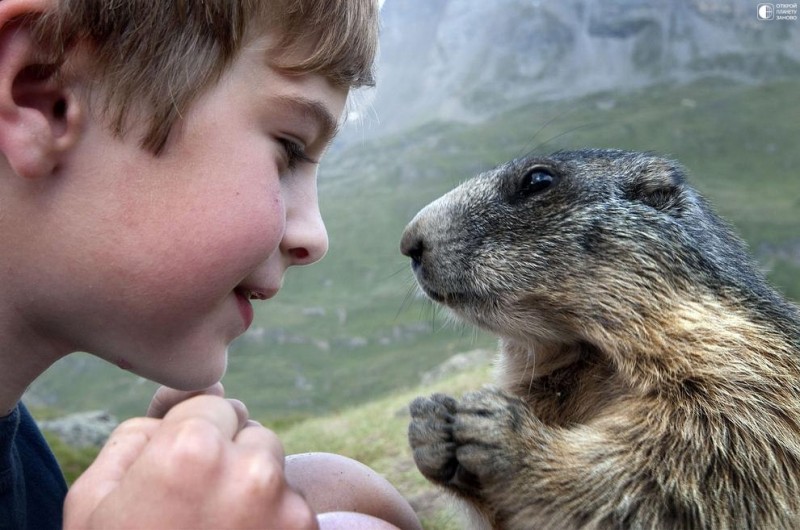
[29, 1, 799, 527]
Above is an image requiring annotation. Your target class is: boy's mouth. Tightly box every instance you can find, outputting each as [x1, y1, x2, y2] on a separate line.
[234, 288, 256, 329]
[233, 286, 279, 329]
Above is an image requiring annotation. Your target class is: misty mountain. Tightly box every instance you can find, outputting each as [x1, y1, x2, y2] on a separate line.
[368, 0, 800, 135]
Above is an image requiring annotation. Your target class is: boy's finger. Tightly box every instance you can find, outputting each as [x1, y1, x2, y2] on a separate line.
[90, 417, 161, 479]
[234, 423, 286, 465]
[146, 383, 226, 418]
[160, 394, 242, 441]
[67, 417, 161, 505]
[226, 398, 250, 430]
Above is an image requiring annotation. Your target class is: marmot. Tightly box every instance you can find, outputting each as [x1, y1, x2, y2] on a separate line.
[401, 149, 800, 529]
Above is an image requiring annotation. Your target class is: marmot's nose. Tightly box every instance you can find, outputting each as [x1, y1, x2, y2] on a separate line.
[400, 226, 426, 265]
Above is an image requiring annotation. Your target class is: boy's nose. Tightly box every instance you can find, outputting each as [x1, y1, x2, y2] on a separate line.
[282, 203, 328, 266]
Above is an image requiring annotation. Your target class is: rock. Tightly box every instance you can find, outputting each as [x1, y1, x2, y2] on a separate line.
[302, 307, 327, 317]
[39, 410, 118, 448]
[366, 0, 800, 139]
[420, 349, 494, 385]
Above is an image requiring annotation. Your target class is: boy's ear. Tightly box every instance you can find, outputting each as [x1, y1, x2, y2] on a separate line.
[0, 0, 82, 180]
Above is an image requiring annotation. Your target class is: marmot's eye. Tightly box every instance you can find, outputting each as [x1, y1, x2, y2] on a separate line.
[520, 167, 557, 196]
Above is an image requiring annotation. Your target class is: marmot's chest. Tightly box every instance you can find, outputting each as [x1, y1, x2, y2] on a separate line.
[514, 360, 627, 426]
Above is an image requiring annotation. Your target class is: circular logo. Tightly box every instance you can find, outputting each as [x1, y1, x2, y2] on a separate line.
[758, 3, 775, 20]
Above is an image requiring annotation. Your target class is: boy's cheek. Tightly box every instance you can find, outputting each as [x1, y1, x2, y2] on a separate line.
[94, 206, 281, 294]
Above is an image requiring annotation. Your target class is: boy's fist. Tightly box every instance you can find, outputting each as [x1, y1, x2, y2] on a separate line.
[64, 395, 318, 529]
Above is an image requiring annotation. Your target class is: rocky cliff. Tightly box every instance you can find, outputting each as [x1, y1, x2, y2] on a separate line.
[368, 0, 800, 134]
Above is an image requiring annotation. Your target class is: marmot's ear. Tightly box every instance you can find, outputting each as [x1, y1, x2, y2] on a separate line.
[0, 2, 82, 180]
[622, 158, 686, 213]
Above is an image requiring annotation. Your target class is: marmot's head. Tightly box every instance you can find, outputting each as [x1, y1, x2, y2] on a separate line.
[400, 149, 763, 345]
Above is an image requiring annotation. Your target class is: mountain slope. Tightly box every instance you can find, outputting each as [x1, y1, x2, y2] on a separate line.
[27, 77, 800, 421]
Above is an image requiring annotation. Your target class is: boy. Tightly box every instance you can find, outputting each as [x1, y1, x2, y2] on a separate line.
[0, 0, 421, 528]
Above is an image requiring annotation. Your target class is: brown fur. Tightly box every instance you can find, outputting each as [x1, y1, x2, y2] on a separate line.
[402, 149, 800, 529]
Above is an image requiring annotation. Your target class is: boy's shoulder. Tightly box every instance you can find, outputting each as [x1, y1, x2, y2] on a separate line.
[1, 403, 67, 530]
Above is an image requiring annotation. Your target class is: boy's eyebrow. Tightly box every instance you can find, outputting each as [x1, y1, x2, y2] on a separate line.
[273, 95, 341, 146]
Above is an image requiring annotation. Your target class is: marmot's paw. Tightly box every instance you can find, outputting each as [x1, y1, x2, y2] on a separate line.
[451, 389, 530, 481]
[408, 394, 461, 485]
[409, 389, 532, 495]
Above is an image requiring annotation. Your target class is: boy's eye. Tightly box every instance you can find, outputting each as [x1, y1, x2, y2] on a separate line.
[279, 139, 318, 171]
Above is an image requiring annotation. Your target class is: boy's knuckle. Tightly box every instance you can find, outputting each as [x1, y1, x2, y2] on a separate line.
[237, 451, 285, 497]
[112, 416, 155, 435]
[163, 418, 227, 472]
[96, 417, 156, 455]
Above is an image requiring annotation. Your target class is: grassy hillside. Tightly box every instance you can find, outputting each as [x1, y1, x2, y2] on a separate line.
[276, 358, 494, 530]
[28, 77, 800, 424]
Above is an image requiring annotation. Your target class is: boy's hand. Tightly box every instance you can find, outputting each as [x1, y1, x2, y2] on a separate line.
[64, 395, 318, 529]
[146, 383, 250, 426]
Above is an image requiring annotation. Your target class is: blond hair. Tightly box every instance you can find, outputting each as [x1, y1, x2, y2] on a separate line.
[31, 0, 379, 153]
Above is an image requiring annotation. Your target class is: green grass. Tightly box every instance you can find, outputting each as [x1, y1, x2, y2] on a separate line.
[42, 432, 101, 486]
[276, 361, 494, 530]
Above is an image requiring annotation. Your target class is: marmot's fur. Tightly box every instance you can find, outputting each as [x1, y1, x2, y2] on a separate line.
[402, 149, 800, 529]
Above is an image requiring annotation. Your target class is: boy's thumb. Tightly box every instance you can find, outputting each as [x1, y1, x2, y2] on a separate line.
[64, 417, 160, 523]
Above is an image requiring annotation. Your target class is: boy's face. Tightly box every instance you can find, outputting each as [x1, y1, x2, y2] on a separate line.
[23, 38, 347, 389]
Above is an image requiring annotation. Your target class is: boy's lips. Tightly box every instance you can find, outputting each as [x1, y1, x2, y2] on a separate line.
[234, 286, 278, 329]
[235, 290, 254, 329]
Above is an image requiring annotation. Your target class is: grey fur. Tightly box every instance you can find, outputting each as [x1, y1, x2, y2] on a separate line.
[402, 149, 800, 529]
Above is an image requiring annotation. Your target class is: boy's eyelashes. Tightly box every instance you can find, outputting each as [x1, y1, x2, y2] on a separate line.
[279, 138, 319, 171]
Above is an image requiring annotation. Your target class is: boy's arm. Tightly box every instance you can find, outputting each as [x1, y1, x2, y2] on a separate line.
[64, 395, 318, 529]
[287, 452, 423, 530]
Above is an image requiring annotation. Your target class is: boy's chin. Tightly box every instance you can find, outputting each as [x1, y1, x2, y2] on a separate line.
[170, 364, 229, 392]
[126, 349, 229, 392]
